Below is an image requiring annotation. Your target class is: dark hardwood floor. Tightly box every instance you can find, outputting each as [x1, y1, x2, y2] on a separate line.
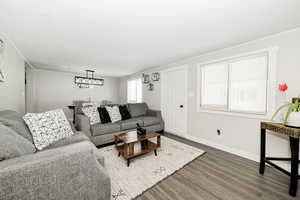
[136, 133, 300, 200]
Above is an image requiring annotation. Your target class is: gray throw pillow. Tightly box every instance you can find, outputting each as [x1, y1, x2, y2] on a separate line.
[0, 116, 34, 143]
[0, 123, 36, 161]
[128, 103, 148, 117]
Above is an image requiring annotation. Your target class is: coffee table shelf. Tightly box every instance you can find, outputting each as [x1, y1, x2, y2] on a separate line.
[116, 141, 158, 159]
[115, 131, 161, 167]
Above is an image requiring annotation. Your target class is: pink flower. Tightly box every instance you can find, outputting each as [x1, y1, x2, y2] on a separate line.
[278, 83, 288, 92]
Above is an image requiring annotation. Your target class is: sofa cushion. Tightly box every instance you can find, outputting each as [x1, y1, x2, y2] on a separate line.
[43, 132, 90, 150]
[98, 107, 111, 124]
[120, 117, 143, 130]
[119, 105, 131, 120]
[0, 123, 36, 161]
[143, 116, 161, 126]
[91, 122, 121, 136]
[23, 109, 74, 150]
[0, 110, 34, 143]
[128, 103, 148, 117]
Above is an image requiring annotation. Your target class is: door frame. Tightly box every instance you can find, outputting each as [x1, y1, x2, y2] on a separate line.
[161, 65, 188, 138]
[25, 62, 29, 113]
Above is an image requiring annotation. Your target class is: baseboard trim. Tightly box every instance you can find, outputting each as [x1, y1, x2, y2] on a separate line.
[165, 132, 295, 173]
[184, 135, 260, 162]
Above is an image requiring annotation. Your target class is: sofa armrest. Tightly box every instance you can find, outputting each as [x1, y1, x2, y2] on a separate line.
[146, 109, 163, 119]
[68, 119, 77, 132]
[76, 114, 92, 138]
[0, 141, 110, 200]
[146, 109, 164, 131]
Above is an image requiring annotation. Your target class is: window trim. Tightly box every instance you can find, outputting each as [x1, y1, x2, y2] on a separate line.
[197, 47, 278, 119]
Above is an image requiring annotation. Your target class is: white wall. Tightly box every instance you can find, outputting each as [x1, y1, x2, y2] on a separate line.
[120, 28, 300, 170]
[0, 35, 26, 114]
[142, 80, 161, 110]
[119, 77, 127, 105]
[29, 69, 121, 120]
[25, 64, 36, 113]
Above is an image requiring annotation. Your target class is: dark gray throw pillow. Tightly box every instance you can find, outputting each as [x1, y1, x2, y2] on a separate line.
[0, 123, 36, 161]
[119, 105, 131, 120]
[97, 107, 111, 123]
[0, 110, 34, 143]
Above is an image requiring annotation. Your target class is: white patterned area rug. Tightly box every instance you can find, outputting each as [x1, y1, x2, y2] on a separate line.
[98, 136, 205, 200]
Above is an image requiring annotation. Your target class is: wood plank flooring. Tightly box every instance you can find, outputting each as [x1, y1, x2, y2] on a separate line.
[136, 133, 300, 200]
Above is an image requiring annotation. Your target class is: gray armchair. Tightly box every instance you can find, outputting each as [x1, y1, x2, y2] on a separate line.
[0, 110, 111, 200]
[0, 141, 110, 200]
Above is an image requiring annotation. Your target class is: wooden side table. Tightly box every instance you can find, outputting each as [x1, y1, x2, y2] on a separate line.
[260, 122, 300, 197]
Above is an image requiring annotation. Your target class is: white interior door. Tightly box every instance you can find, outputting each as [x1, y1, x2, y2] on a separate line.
[161, 66, 188, 137]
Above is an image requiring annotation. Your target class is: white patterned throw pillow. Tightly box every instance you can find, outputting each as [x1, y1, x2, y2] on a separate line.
[82, 103, 101, 125]
[23, 109, 74, 150]
[105, 106, 122, 123]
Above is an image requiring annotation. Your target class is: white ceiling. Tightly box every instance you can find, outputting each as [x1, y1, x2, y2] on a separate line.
[0, 0, 300, 77]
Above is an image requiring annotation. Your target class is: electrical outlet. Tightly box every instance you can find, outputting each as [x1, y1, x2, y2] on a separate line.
[217, 129, 221, 136]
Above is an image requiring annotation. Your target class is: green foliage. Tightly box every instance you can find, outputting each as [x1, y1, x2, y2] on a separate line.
[272, 97, 300, 125]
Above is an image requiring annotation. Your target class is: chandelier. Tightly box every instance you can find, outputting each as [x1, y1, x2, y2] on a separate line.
[74, 70, 104, 88]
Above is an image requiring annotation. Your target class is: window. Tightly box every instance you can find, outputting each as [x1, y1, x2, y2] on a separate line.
[228, 56, 268, 113]
[201, 63, 228, 110]
[198, 49, 276, 117]
[127, 78, 142, 103]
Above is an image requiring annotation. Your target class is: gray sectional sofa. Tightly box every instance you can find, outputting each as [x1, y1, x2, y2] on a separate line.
[75, 102, 164, 146]
[0, 110, 110, 200]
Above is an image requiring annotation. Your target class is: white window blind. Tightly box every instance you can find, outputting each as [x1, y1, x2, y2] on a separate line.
[201, 63, 228, 110]
[200, 53, 269, 115]
[127, 78, 142, 103]
[229, 55, 268, 113]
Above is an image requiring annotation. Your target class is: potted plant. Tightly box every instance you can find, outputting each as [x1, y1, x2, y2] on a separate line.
[272, 83, 300, 127]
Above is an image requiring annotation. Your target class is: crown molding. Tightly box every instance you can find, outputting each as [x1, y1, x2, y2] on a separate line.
[0, 32, 36, 69]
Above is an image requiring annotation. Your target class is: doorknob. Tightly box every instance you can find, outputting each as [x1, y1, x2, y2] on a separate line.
[180, 105, 183, 108]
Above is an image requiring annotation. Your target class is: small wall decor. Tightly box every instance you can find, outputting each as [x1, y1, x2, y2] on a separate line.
[147, 83, 154, 91]
[0, 39, 5, 83]
[151, 72, 160, 81]
[0, 39, 4, 52]
[142, 72, 160, 91]
[0, 70, 4, 82]
[142, 73, 150, 84]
